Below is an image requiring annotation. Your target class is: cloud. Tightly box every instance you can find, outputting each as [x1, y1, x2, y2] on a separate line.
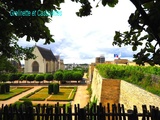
[18, 0, 136, 64]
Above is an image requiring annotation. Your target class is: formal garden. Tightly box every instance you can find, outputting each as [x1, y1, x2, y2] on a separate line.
[0, 69, 85, 107]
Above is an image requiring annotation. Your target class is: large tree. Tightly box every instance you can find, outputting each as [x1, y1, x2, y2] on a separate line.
[113, 0, 160, 65]
[1, 0, 160, 65]
[0, 0, 63, 60]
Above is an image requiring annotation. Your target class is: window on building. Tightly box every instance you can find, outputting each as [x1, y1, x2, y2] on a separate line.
[32, 61, 39, 72]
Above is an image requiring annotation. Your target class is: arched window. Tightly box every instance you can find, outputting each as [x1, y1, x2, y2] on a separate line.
[32, 61, 39, 72]
[46, 63, 48, 73]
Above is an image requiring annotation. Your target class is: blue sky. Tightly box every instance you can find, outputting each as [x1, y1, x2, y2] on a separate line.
[18, 0, 136, 64]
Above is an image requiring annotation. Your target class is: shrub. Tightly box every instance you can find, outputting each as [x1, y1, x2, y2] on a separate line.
[48, 83, 53, 94]
[48, 83, 59, 94]
[53, 83, 59, 94]
[63, 71, 73, 81]
[0, 83, 10, 94]
[0, 74, 8, 82]
[54, 71, 63, 81]
[19, 74, 27, 80]
[45, 74, 53, 81]
[23, 99, 33, 107]
[5, 83, 10, 92]
[8, 73, 17, 83]
[72, 71, 83, 80]
[26, 74, 35, 82]
[35, 74, 44, 84]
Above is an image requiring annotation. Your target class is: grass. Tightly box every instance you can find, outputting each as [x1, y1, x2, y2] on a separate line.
[20, 87, 77, 101]
[0, 87, 33, 100]
[47, 87, 77, 101]
[28, 87, 50, 101]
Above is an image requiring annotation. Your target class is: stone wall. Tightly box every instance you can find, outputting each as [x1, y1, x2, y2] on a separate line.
[90, 68, 103, 104]
[90, 67, 160, 112]
[120, 80, 160, 112]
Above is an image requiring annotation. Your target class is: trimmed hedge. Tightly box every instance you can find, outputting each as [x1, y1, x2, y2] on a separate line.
[26, 74, 35, 82]
[35, 74, 44, 83]
[0, 83, 10, 94]
[54, 71, 63, 81]
[45, 74, 53, 81]
[48, 83, 59, 94]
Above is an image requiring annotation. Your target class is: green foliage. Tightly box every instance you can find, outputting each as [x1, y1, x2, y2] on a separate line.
[23, 100, 33, 107]
[0, 74, 8, 82]
[0, 83, 10, 94]
[19, 74, 27, 81]
[8, 73, 18, 82]
[26, 74, 35, 82]
[0, 0, 61, 59]
[113, 1, 160, 65]
[54, 71, 63, 81]
[0, 57, 17, 73]
[72, 71, 83, 80]
[96, 64, 160, 96]
[48, 83, 59, 94]
[63, 71, 73, 81]
[45, 74, 53, 81]
[35, 74, 44, 83]
[48, 83, 54, 94]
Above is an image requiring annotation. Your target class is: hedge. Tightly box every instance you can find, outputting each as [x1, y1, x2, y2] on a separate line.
[45, 74, 53, 81]
[35, 74, 44, 82]
[0, 83, 10, 94]
[48, 83, 59, 94]
[96, 64, 160, 96]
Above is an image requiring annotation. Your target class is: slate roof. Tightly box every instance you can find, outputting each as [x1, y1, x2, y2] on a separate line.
[36, 46, 57, 61]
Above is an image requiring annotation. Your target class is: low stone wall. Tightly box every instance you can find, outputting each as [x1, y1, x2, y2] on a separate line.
[90, 68, 102, 104]
[119, 80, 160, 112]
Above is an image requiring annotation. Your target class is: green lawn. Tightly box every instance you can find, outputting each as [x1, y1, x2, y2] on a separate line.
[0, 87, 33, 100]
[20, 87, 77, 101]
[28, 87, 50, 101]
[47, 87, 76, 101]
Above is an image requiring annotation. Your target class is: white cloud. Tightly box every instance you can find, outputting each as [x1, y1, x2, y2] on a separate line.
[18, 0, 136, 64]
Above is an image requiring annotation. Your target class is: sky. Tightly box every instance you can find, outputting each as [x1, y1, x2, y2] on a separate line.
[18, 0, 137, 64]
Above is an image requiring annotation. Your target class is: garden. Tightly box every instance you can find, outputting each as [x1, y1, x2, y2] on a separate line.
[0, 84, 33, 100]
[0, 69, 84, 105]
[20, 85, 77, 101]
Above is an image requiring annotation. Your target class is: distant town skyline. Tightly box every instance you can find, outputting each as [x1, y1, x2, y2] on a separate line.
[18, 0, 136, 64]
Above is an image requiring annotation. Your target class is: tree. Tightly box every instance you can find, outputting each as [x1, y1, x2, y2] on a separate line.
[0, 0, 63, 60]
[73, 0, 160, 65]
[113, 0, 160, 65]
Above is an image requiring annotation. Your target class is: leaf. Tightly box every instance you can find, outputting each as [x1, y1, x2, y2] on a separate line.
[102, 0, 118, 7]
[132, 46, 137, 51]
[102, 0, 107, 6]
